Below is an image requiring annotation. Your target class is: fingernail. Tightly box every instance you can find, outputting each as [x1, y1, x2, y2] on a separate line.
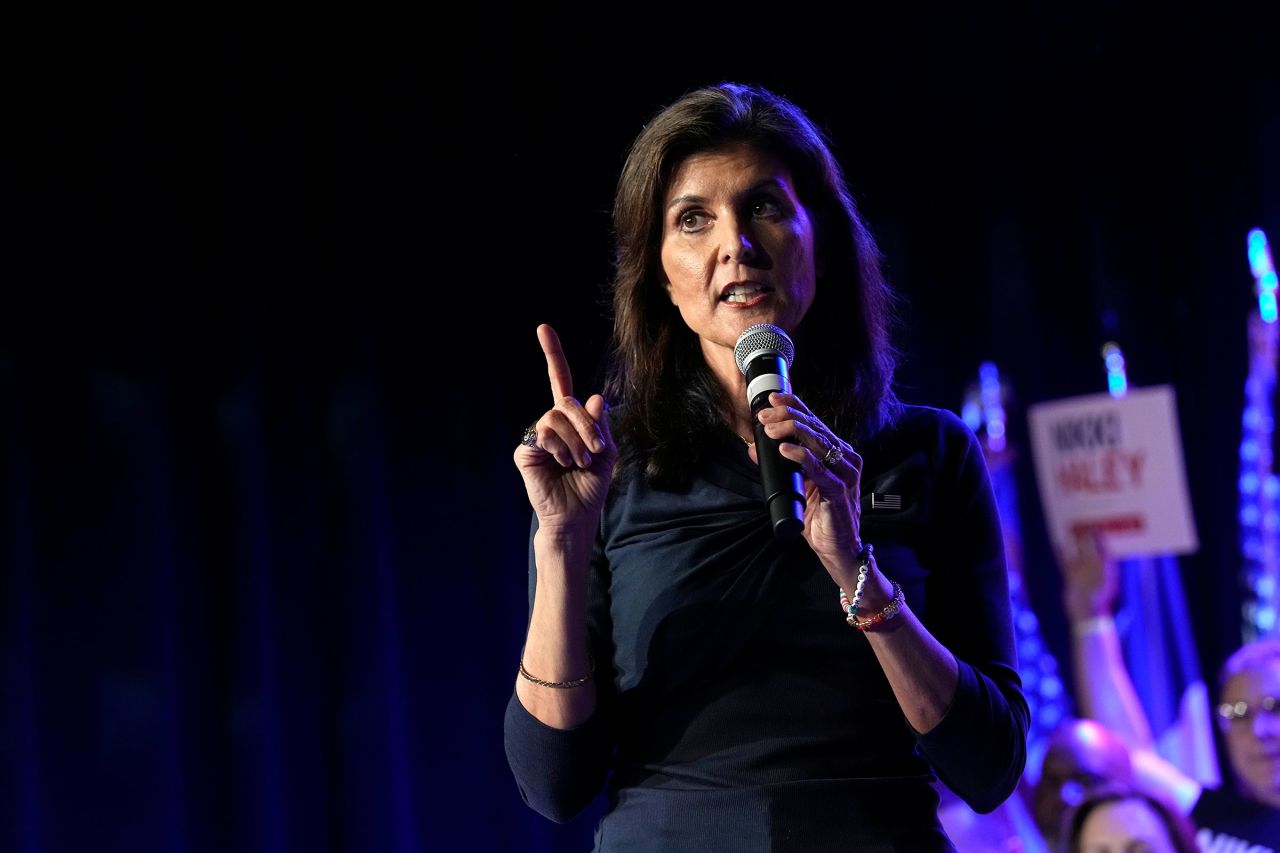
[582, 451, 593, 467]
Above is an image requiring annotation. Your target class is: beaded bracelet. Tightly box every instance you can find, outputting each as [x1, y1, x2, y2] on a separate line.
[838, 543, 875, 626]
[518, 656, 594, 689]
[849, 582, 905, 631]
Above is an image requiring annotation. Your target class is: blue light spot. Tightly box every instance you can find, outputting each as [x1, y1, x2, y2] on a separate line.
[1102, 342, 1128, 398]
[1248, 228, 1274, 278]
[1248, 228, 1277, 321]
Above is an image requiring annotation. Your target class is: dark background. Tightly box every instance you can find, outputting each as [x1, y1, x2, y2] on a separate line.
[3, 7, 1278, 851]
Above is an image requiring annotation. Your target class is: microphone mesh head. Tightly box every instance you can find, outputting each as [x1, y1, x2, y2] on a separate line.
[734, 323, 795, 375]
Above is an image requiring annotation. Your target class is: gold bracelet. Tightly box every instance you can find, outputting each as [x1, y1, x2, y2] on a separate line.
[849, 581, 905, 631]
[518, 656, 594, 689]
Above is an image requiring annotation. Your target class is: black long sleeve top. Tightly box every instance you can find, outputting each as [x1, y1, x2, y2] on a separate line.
[505, 405, 1029, 851]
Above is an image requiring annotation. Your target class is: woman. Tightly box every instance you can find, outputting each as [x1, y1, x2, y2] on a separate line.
[1058, 786, 1199, 853]
[506, 81, 1028, 851]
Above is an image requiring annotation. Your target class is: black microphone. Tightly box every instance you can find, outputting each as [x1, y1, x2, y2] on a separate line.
[734, 323, 805, 540]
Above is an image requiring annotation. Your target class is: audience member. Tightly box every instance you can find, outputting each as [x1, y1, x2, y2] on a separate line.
[1059, 531, 1280, 851]
[1032, 718, 1136, 849]
[1058, 784, 1199, 853]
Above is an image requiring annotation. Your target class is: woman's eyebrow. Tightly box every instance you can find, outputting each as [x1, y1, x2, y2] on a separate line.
[665, 179, 790, 212]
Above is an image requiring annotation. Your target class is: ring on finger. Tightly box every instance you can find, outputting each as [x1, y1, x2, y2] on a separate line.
[822, 443, 844, 468]
[520, 422, 539, 449]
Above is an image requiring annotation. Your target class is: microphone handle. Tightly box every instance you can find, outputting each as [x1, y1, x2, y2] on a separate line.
[753, 417, 805, 540]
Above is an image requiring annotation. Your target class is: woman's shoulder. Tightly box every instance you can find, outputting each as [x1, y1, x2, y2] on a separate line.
[862, 403, 985, 483]
[876, 403, 976, 448]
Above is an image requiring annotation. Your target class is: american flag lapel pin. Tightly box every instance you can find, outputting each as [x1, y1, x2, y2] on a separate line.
[871, 493, 901, 510]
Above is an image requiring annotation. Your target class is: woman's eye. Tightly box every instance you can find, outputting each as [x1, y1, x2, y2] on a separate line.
[678, 210, 709, 232]
[752, 199, 781, 218]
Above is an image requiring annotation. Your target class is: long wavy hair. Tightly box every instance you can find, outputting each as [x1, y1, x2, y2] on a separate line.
[604, 82, 901, 488]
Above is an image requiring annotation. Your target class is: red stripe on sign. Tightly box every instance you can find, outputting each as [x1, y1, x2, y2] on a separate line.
[1070, 516, 1146, 537]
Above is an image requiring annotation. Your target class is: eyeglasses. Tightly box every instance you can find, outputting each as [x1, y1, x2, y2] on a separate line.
[1217, 695, 1279, 723]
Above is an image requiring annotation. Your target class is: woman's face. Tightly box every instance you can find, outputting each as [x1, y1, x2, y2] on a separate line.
[1074, 799, 1179, 853]
[659, 143, 818, 364]
[1220, 660, 1280, 804]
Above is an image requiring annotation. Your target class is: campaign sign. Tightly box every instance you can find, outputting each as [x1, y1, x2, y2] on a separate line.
[1027, 385, 1199, 557]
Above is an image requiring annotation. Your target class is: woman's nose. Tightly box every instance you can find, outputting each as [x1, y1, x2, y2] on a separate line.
[720, 219, 758, 263]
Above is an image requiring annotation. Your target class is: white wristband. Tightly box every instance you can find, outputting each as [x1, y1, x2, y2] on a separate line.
[1071, 615, 1117, 637]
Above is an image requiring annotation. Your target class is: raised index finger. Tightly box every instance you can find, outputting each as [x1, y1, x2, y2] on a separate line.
[537, 323, 574, 401]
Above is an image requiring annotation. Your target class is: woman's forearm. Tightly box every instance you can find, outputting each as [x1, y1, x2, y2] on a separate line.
[864, 606, 960, 733]
[515, 528, 598, 729]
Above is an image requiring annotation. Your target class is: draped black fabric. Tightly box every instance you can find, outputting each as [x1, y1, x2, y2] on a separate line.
[3, 8, 1278, 853]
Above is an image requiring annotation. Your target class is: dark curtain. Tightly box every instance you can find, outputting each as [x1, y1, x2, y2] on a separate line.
[2, 17, 601, 853]
[3, 8, 1277, 853]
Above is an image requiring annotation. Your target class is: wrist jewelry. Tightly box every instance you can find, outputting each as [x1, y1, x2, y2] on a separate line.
[518, 656, 594, 689]
[1070, 615, 1117, 638]
[848, 582, 905, 631]
[838, 543, 875, 625]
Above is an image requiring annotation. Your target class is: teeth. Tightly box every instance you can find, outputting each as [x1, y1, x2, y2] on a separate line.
[723, 285, 766, 303]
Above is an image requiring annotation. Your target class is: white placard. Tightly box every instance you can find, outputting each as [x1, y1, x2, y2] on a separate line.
[1026, 385, 1199, 558]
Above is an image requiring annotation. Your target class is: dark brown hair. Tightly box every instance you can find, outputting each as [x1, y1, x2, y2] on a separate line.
[604, 81, 901, 488]
[1060, 785, 1199, 853]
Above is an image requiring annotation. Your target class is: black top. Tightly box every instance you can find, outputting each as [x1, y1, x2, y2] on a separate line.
[1191, 786, 1279, 851]
[505, 405, 1029, 852]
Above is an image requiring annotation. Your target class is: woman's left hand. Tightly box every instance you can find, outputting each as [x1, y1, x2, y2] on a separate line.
[750, 391, 863, 568]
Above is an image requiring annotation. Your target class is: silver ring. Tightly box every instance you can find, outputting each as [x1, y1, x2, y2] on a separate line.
[520, 423, 539, 449]
[821, 443, 844, 467]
